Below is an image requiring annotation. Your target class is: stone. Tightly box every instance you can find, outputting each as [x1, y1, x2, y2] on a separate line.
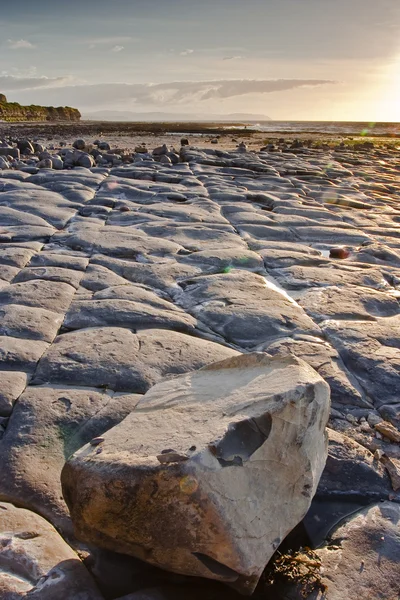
[73, 139, 86, 150]
[329, 246, 350, 259]
[322, 316, 400, 408]
[0, 280, 76, 313]
[265, 337, 368, 409]
[178, 270, 318, 347]
[270, 265, 388, 291]
[0, 371, 28, 416]
[34, 327, 238, 392]
[380, 455, 400, 491]
[315, 502, 400, 600]
[14, 265, 83, 289]
[0, 304, 63, 342]
[76, 153, 95, 169]
[62, 353, 330, 595]
[63, 297, 197, 333]
[298, 285, 399, 322]
[0, 336, 49, 372]
[152, 144, 168, 156]
[0, 502, 103, 599]
[374, 421, 400, 443]
[316, 429, 392, 502]
[0, 386, 141, 535]
[38, 158, 53, 169]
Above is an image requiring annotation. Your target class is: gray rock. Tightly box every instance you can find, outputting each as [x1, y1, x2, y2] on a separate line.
[14, 265, 84, 289]
[0, 386, 141, 534]
[316, 502, 400, 600]
[178, 270, 318, 347]
[76, 152, 96, 169]
[38, 158, 53, 169]
[73, 139, 86, 150]
[0, 502, 103, 599]
[299, 285, 399, 321]
[322, 316, 400, 408]
[0, 371, 28, 416]
[63, 297, 197, 333]
[265, 337, 368, 409]
[0, 279, 76, 313]
[0, 304, 63, 342]
[34, 327, 238, 392]
[0, 336, 49, 372]
[0, 147, 19, 159]
[62, 353, 330, 594]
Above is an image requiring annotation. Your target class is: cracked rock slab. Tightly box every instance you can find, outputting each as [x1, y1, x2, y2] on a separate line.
[0, 502, 103, 599]
[298, 285, 400, 321]
[315, 502, 400, 600]
[61, 353, 330, 595]
[0, 386, 141, 535]
[322, 316, 400, 408]
[178, 270, 318, 347]
[34, 327, 238, 392]
[0, 371, 28, 416]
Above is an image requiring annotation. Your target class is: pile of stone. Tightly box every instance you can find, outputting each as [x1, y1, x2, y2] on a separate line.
[0, 137, 194, 173]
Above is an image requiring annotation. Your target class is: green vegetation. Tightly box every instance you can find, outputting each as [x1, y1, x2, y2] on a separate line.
[0, 94, 80, 122]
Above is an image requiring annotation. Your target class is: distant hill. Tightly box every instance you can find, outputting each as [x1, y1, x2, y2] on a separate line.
[0, 93, 81, 122]
[82, 110, 271, 122]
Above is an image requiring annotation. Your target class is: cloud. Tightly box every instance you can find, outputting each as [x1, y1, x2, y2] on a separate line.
[88, 36, 133, 45]
[0, 74, 72, 92]
[222, 56, 243, 61]
[180, 49, 194, 56]
[11, 78, 336, 109]
[112, 45, 124, 53]
[7, 39, 36, 50]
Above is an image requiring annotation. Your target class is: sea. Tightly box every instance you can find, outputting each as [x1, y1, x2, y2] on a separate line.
[241, 121, 400, 137]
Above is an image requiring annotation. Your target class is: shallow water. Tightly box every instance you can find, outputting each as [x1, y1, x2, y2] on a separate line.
[246, 120, 400, 137]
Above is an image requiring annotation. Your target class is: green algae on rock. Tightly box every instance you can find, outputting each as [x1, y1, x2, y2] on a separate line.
[0, 93, 80, 122]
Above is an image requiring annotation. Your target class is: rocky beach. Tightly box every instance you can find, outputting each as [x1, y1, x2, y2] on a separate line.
[0, 122, 399, 600]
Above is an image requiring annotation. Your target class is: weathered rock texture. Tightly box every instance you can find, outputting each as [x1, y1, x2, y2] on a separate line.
[0, 502, 103, 599]
[316, 502, 400, 600]
[62, 353, 330, 595]
[0, 141, 399, 598]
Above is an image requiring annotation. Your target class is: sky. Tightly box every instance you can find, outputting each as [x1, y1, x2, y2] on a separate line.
[1, 0, 400, 121]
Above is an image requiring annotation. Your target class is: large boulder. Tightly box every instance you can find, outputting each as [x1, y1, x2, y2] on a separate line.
[62, 353, 330, 595]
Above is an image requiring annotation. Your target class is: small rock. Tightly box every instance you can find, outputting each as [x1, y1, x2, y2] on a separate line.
[152, 144, 169, 156]
[330, 246, 350, 259]
[73, 139, 86, 150]
[367, 413, 382, 426]
[180, 138, 189, 146]
[380, 455, 400, 491]
[38, 158, 53, 169]
[375, 421, 400, 443]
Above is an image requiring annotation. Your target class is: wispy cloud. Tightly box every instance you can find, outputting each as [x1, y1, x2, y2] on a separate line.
[12, 78, 336, 109]
[112, 45, 124, 53]
[180, 49, 194, 56]
[223, 56, 243, 61]
[0, 74, 72, 92]
[7, 39, 36, 50]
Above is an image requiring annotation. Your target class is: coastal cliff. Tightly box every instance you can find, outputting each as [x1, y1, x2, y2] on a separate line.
[0, 94, 80, 122]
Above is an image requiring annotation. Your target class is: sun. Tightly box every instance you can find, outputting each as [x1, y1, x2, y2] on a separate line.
[372, 55, 400, 123]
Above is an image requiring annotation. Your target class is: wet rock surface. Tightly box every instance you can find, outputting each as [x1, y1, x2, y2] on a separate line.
[0, 142, 399, 598]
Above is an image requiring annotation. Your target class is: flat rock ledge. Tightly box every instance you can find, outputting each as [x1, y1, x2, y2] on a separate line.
[61, 353, 330, 595]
